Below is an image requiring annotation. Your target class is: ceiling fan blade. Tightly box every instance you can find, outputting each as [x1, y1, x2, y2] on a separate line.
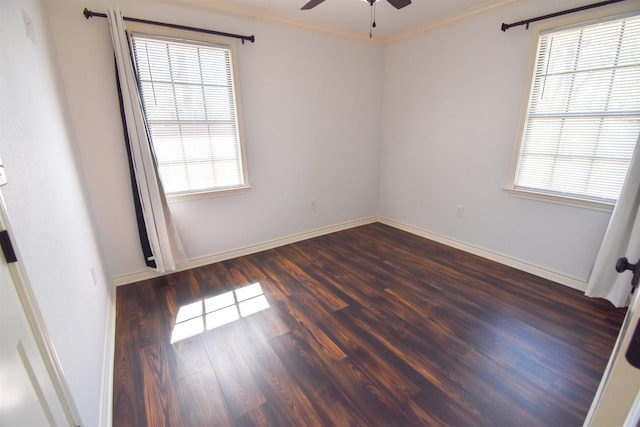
[386, 0, 411, 9]
[301, 0, 326, 10]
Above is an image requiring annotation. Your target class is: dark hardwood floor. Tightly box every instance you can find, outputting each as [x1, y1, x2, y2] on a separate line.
[113, 222, 626, 426]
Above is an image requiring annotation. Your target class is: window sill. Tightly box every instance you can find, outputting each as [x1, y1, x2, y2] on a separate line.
[167, 185, 252, 203]
[503, 187, 615, 213]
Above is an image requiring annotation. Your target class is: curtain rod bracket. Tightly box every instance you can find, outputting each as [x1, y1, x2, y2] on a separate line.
[82, 8, 255, 44]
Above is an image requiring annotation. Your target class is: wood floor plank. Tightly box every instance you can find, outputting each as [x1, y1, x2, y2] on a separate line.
[408, 390, 484, 427]
[270, 253, 349, 312]
[112, 284, 146, 427]
[136, 279, 173, 348]
[172, 336, 210, 380]
[139, 343, 182, 427]
[113, 222, 626, 426]
[229, 320, 327, 427]
[233, 401, 294, 427]
[268, 331, 369, 426]
[176, 367, 231, 427]
[202, 325, 267, 418]
[288, 288, 421, 402]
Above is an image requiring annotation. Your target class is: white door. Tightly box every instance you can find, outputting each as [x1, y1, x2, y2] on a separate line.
[585, 270, 640, 427]
[0, 222, 79, 425]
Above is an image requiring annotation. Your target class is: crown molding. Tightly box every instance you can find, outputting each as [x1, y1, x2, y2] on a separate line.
[156, 0, 519, 45]
[385, 0, 518, 45]
[156, 0, 386, 44]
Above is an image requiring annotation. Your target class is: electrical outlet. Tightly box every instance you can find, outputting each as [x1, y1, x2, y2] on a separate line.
[456, 205, 464, 218]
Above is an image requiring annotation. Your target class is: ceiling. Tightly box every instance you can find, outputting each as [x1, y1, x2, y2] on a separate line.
[164, 0, 516, 42]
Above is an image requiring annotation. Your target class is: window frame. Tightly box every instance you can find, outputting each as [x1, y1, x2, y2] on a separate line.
[125, 21, 250, 202]
[507, 11, 640, 211]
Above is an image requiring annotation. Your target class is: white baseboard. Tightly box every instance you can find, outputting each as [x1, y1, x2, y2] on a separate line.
[378, 217, 587, 292]
[113, 215, 586, 293]
[98, 285, 116, 427]
[112, 216, 378, 286]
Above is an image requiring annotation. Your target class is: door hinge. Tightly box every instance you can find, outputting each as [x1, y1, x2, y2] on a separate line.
[0, 230, 17, 263]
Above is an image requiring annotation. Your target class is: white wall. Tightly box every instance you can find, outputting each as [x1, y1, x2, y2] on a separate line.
[0, 0, 112, 425]
[380, 0, 640, 283]
[51, 0, 639, 286]
[47, 0, 384, 278]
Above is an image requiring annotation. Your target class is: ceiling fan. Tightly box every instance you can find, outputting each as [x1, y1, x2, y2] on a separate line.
[301, 0, 411, 38]
[301, 0, 411, 11]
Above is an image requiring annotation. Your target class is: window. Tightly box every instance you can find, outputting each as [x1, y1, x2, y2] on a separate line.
[130, 33, 248, 196]
[513, 14, 640, 205]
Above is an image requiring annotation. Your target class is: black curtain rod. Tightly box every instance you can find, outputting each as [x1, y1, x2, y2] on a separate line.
[501, 0, 628, 31]
[83, 8, 255, 44]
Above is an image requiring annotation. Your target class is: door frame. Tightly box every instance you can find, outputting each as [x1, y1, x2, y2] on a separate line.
[584, 284, 640, 426]
[0, 190, 82, 426]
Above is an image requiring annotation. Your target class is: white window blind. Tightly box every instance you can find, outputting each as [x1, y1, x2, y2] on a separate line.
[514, 14, 640, 204]
[130, 34, 246, 195]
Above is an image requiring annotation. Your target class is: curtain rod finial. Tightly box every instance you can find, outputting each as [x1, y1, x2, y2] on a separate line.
[83, 8, 92, 19]
[501, 23, 509, 31]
